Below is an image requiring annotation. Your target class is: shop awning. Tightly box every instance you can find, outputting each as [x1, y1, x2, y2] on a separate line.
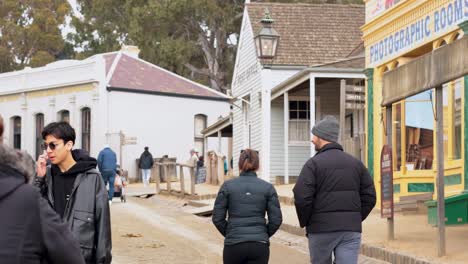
[382, 36, 468, 106]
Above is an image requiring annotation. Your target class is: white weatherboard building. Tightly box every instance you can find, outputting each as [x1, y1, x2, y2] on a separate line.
[231, 2, 367, 183]
[0, 46, 230, 180]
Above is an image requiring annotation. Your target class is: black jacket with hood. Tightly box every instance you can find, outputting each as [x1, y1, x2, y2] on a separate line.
[0, 144, 85, 264]
[34, 149, 112, 264]
[293, 143, 376, 234]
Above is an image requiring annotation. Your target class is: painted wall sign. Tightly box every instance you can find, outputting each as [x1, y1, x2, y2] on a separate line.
[368, 0, 468, 67]
[380, 144, 394, 219]
[234, 63, 259, 87]
[366, 0, 405, 22]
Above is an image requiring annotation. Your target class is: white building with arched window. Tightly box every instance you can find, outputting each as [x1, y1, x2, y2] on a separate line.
[0, 46, 230, 180]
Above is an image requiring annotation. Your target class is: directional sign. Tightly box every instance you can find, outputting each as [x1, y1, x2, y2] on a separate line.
[346, 85, 365, 93]
[345, 102, 365, 110]
[124, 137, 137, 145]
[346, 94, 365, 101]
[380, 145, 394, 219]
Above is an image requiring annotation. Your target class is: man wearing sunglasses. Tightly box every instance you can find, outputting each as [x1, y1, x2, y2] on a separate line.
[34, 122, 112, 264]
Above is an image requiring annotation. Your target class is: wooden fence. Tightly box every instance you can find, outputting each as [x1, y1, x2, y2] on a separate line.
[152, 162, 196, 196]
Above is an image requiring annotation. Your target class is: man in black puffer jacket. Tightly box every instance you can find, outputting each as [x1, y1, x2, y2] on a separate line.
[293, 116, 376, 264]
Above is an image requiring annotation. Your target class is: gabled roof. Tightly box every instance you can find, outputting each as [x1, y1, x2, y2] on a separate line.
[247, 2, 365, 66]
[103, 52, 228, 101]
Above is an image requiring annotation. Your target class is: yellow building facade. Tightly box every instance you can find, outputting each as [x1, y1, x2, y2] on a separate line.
[362, 0, 468, 204]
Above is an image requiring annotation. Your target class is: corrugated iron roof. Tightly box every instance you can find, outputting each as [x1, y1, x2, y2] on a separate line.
[104, 53, 228, 100]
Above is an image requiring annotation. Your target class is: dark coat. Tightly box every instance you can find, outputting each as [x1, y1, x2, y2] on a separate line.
[97, 148, 117, 172]
[34, 150, 112, 264]
[212, 171, 282, 246]
[293, 143, 376, 234]
[138, 151, 154, 169]
[0, 144, 84, 264]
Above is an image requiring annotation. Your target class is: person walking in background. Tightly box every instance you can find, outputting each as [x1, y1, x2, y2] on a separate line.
[212, 149, 282, 264]
[223, 156, 228, 176]
[98, 144, 118, 202]
[138, 146, 154, 187]
[293, 116, 376, 264]
[189, 148, 199, 167]
[34, 121, 112, 264]
[0, 116, 85, 264]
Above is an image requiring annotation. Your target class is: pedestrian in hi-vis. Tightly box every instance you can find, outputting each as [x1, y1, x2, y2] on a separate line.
[138, 146, 154, 187]
[0, 116, 85, 264]
[34, 122, 112, 264]
[293, 116, 376, 264]
[212, 149, 282, 264]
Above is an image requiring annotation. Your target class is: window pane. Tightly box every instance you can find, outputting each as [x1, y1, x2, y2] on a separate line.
[81, 108, 91, 153]
[13, 117, 21, 149]
[298, 111, 307, 119]
[454, 80, 462, 159]
[405, 90, 434, 170]
[298, 101, 307, 110]
[59, 110, 70, 123]
[290, 111, 298, 119]
[35, 114, 44, 159]
[289, 101, 297, 110]
[394, 104, 401, 171]
[443, 85, 449, 161]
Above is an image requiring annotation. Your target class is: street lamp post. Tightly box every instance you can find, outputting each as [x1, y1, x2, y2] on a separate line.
[255, 8, 280, 60]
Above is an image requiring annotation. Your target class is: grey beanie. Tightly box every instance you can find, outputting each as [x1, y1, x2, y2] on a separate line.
[312, 115, 339, 142]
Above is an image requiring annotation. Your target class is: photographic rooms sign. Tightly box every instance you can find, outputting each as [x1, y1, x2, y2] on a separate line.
[367, 0, 468, 67]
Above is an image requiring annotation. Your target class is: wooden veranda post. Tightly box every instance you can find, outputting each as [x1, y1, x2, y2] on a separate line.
[164, 164, 171, 193]
[385, 107, 395, 240]
[179, 166, 186, 196]
[190, 166, 196, 195]
[153, 165, 160, 194]
[436, 86, 446, 257]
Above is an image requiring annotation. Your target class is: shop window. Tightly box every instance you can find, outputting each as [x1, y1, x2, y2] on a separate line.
[404, 90, 434, 171]
[81, 108, 91, 153]
[12, 116, 21, 149]
[443, 84, 449, 159]
[454, 80, 462, 159]
[194, 114, 207, 154]
[35, 113, 44, 159]
[393, 103, 402, 171]
[442, 80, 462, 161]
[289, 99, 310, 142]
[58, 110, 70, 123]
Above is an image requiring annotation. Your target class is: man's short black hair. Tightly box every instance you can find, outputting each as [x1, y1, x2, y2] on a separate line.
[42, 122, 76, 145]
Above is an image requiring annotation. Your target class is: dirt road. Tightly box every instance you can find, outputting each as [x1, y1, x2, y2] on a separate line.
[110, 195, 386, 264]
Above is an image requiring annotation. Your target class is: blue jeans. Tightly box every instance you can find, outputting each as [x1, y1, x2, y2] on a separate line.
[101, 170, 115, 201]
[141, 169, 151, 186]
[308, 231, 361, 264]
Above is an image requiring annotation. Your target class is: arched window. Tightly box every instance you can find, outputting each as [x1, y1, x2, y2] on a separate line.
[35, 113, 44, 158]
[12, 116, 21, 149]
[81, 108, 91, 152]
[194, 114, 207, 154]
[58, 110, 70, 123]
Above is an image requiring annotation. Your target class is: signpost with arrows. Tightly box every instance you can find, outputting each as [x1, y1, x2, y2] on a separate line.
[119, 131, 137, 170]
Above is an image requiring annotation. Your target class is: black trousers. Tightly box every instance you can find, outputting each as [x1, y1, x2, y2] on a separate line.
[223, 242, 270, 264]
